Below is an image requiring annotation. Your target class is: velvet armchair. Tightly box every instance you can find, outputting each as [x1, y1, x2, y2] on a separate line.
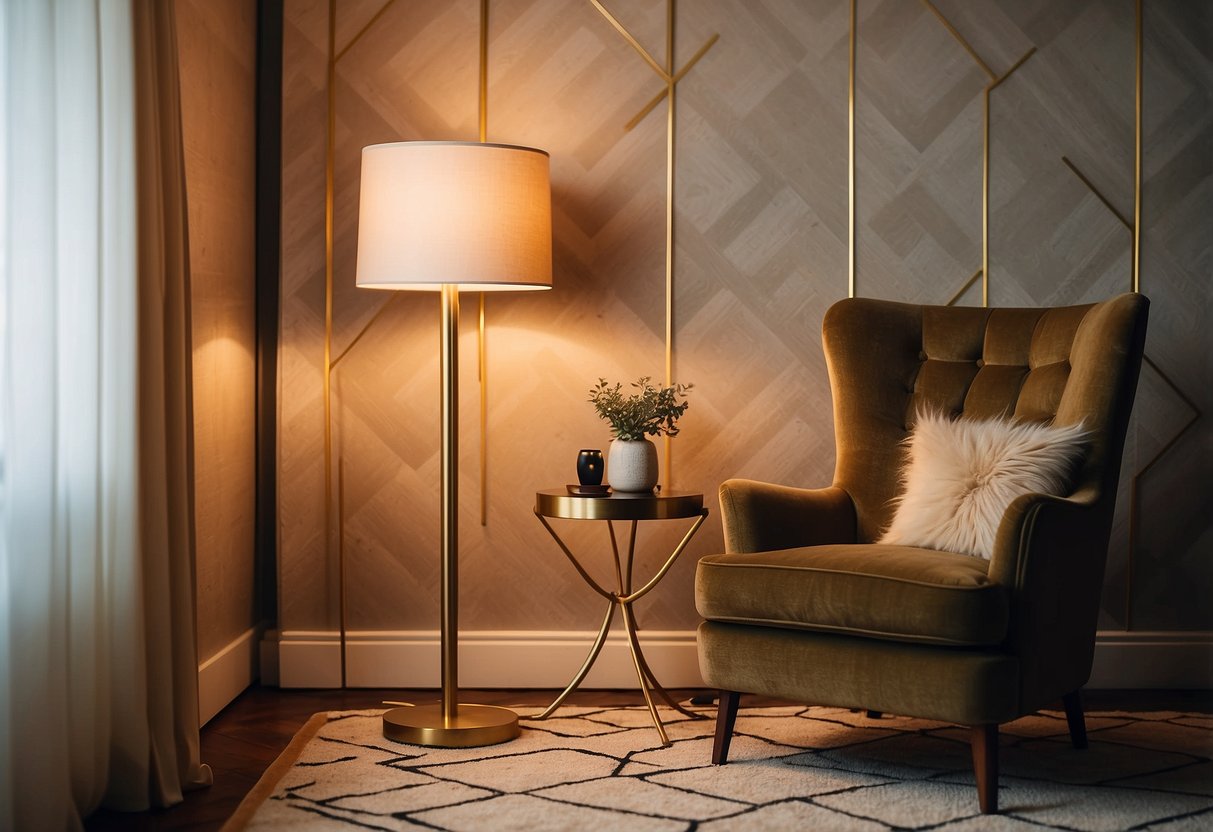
[696, 293, 1149, 813]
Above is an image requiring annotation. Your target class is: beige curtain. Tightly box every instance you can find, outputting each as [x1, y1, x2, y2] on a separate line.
[0, 0, 210, 827]
[132, 0, 213, 811]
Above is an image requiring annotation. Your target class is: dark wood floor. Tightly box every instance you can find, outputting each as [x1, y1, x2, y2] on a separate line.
[84, 686, 1212, 831]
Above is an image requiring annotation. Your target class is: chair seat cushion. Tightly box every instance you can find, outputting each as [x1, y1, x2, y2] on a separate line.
[696, 544, 1008, 647]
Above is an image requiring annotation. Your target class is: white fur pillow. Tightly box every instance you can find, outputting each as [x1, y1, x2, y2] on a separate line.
[878, 411, 1088, 559]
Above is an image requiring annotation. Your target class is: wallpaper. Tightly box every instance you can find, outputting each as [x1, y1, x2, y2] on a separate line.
[278, 0, 1212, 642]
[178, 0, 258, 662]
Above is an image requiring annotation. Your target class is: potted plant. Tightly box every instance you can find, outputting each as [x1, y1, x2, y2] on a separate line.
[589, 377, 692, 492]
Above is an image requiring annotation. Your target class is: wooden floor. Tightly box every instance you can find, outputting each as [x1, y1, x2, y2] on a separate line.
[84, 686, 1212, 831]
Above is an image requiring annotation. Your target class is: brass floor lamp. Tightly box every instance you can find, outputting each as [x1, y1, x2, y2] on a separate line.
[355, 141, 552, 747]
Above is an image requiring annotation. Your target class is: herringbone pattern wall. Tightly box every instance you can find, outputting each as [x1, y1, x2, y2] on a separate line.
[278, 0, 1211, 641]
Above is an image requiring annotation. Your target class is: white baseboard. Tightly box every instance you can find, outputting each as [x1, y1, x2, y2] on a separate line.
[276, 630, 345, 688]
[266, 628, 1213, 691]
[273, 629, 704, 689]
[1088, 630, 1213, 689]
[198, 625, 263, 725]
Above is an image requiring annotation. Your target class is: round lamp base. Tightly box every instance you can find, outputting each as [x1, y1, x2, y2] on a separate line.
[382, 703, 520, 748]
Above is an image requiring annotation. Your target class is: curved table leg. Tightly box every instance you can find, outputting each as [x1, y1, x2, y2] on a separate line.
[620, 602, 704, 722]
[621, 601, 669, 746]
[632, 637, 706, 720]
[528, 601, 616, 720]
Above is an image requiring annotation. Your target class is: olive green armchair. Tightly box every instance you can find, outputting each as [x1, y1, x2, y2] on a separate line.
[696, 294, 1149, 814]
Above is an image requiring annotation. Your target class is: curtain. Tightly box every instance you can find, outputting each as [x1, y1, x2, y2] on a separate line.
[132, 0, 213, 812]
[0, 1, 210, 827]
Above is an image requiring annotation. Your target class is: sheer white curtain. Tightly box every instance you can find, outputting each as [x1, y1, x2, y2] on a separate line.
[1, 1, 209, 828]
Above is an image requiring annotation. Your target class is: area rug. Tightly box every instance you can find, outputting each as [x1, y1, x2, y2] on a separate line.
[223, 704, 1213, 831]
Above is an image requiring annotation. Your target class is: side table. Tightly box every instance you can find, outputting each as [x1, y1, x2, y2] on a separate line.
[531, 488, 709, 746]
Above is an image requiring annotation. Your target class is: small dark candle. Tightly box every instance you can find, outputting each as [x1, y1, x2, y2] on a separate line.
[577, 449, 604, 486]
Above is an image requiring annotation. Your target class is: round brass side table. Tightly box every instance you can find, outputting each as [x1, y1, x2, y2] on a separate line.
[531, 488, 709, 746]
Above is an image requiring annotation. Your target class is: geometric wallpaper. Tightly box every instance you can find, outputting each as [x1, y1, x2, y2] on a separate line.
[177, 0, 257, 663]
[278, 0, 1212, 649]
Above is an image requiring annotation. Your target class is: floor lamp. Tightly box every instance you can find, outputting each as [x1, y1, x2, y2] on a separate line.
[355, 141, 552, 747]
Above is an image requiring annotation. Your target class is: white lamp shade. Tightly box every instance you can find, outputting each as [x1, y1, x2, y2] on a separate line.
[355, 141, 552, 291]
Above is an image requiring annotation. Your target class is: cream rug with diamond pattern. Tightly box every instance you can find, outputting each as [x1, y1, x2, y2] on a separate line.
[223, 705, 1213, 831]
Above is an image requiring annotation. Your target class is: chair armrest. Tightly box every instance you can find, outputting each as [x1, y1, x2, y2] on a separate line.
[718, 479, 856, 554]
[988, 486, 1108, 704]
[988, 486, 1101, 590]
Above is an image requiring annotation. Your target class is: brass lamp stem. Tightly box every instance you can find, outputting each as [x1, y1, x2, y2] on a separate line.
[440, 284, 459, 724]
[382, 284, 518, 747]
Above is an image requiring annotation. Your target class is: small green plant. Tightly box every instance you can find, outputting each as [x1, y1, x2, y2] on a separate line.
[589, 377, 693, 441]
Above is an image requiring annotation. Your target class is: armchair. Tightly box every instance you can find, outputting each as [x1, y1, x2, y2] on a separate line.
[696, 294, 1149, 813]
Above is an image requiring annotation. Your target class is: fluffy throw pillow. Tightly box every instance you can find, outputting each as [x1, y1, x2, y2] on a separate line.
[878, 411, 1088, 559]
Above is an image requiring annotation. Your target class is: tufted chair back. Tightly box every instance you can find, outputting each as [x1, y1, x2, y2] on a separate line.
[822, 294, 1150, 545]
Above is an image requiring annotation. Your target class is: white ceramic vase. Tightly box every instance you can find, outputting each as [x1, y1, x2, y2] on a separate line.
[608, 438, 659, 492]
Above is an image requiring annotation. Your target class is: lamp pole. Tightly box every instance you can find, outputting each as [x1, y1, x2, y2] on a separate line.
[440, 284, 459, 725]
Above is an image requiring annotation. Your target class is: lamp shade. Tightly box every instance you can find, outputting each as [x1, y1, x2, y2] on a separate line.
[355, 141, 552, 291]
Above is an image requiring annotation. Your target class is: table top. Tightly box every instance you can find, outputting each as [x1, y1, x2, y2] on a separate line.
[535, 488, 705, 521]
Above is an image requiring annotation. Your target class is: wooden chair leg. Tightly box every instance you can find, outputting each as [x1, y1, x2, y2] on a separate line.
[712, 690, 741, 765]
[971, 723, 999, 814]
[1063, 690, 1088, 749]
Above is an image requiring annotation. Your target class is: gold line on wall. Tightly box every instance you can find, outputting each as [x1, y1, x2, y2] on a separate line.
[981, 84, 989, 306]
[335, 0, 398, 62]
[329, 296, 403, 370]
[982, 47, 1036, 305]
[625, 34, 717, 131]
[1133, 0, 1142, 292]
[1134, 358, 1202, 487]
[989, 48, 1036, 89]
[848, 0, 856, 298]
[590, 0, 715, 492]
[590, 0, 670, 79]
[920, 0, 995, 80]
[479, 0, 488, 144]
[478, 0, 489, 525]
[337, 456, 347, 686]
[1061, 156, 1133, 231]
[1127, 0, 1143, 627]
[1128, 356, 1202, 629]
[945, 269, 983, 307]
[323, 0, 343, 687]
[664, 0, 675, 491]
[919, 1, 1033, 307]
